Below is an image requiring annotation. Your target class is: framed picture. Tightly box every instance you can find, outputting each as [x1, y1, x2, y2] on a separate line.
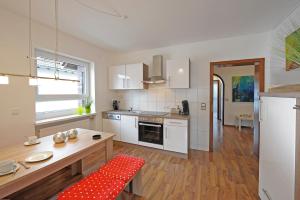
[232, 76, 254, 102]
[286, 27, 300, 71]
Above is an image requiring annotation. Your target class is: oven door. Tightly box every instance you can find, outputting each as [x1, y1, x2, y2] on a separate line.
[138, 122, 163, 145]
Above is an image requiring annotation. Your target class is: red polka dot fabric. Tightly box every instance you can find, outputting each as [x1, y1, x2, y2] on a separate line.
[57, 172, 125, 200]
[98, 154, 145, 183]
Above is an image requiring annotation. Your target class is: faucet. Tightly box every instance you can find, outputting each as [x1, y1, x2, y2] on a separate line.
[129, 107, 133, 112]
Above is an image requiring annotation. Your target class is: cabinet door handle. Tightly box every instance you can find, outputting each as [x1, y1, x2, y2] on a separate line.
[122, 78, 125, 89]
[259, 100, 263, 122]
[168, 75, 171, 88]
[135, 118, 137, 128]
[262, 189, 272, 200]
[168, 121, 183, 125]
[139, 123, 162, 127]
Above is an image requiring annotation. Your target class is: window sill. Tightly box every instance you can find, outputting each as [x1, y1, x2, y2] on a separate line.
[35, 113, 97, 129]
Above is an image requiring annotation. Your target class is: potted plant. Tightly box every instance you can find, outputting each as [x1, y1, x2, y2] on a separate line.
[83, 97, 93, 114]
[76, 106, 84, 115]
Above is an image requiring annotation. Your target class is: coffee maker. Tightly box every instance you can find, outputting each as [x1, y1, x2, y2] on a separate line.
[181, 100, 189, 115]
[112, 100, 119, 110]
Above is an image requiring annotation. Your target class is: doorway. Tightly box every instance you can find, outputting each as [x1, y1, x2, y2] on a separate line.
[209, 58, 265, 156]
[213, 74, 224, 125]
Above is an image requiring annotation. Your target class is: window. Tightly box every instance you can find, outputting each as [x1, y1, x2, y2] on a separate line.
[35, 49, 90, 120]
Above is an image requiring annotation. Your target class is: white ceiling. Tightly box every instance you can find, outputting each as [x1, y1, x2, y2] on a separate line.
[1, 0, 300, 51]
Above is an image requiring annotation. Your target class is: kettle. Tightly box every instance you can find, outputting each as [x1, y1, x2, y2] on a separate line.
[182, 100, 189, 115]
[112, 100, 119, 110]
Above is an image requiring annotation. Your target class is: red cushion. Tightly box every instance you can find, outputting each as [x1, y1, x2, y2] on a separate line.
[57, 172, 125, 200]
[99, 154, 145, 182]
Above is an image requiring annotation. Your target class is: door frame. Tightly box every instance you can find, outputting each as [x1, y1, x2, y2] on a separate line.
[209, 58, 265, 154]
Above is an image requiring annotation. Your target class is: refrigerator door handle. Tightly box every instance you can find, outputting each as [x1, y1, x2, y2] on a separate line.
[293, 105, 300, 110]
[259, 100, 263, 122]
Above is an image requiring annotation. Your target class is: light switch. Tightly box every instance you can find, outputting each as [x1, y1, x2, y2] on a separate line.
[200, 103, 206, 110]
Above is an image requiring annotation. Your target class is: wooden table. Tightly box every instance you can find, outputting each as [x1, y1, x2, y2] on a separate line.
[0, 129, 114, 199]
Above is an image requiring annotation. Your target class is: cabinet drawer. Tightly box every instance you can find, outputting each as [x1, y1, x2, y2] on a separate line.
[164, 119, 187, 127]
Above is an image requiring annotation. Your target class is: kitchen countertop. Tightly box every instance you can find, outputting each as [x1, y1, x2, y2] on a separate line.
[260, 92, 300, 98]
[102, 110, 190, 120]
[164, 113, 190, 120]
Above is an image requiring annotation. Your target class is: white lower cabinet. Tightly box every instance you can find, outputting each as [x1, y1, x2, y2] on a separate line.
[102, 119, 121, 141]
[120, 115, 138, 144]
[103, 115, 189, 154]
[259, 96, 298, 200]
[164, 119, 188, 154]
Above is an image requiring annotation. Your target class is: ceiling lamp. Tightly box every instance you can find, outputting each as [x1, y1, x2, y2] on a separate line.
[0, 75, 9, 85]
[28, 0, 38, 86]
[0, 0, 79, 85]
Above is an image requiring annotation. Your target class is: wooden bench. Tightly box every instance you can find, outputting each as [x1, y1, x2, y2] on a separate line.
[58, 154, 145, 200]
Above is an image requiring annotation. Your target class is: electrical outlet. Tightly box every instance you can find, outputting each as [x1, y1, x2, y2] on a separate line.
[200, 103, 206, 110]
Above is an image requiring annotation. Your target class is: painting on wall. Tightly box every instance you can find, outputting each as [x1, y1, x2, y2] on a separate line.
[232, 76, 254, 102]
[286, 27, 300, 71]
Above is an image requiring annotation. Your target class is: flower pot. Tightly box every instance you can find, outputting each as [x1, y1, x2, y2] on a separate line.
[85, 106, 91, 114]
[76, 106, 84, 115]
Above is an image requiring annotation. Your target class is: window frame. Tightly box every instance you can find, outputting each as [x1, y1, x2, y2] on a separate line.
[35, 49, 90, 120]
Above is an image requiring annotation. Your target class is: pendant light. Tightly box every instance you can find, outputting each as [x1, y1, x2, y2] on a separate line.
[0, 75, 9, 85]
[0, 0, 79, 83]
[28, 0, 38, 86]
[54, 0, 59, 81]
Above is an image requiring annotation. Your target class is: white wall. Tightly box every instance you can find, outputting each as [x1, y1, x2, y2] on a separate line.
[110, 32, 271, 151]
[214, 65, 254, 126]
[38, 119, 92, 137]
[270, 6, 300, 87]
[0, 8, 114, 147]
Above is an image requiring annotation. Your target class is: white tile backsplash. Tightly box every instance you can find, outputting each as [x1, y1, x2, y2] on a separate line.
[116, 88, 192, 112]
[114, 87, 210, 151]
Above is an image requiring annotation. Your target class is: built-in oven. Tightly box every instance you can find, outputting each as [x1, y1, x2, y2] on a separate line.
[138, 116, 164, 149]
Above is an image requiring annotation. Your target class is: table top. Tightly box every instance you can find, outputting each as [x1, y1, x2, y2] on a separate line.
[0, 129, 114, 196]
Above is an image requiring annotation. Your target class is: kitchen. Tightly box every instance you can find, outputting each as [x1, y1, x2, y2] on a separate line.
[103, 55, 191, 158]
[1, 0, 300, 199]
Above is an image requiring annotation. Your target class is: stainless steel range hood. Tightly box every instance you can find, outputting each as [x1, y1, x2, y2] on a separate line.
[143, 55, 165, 84]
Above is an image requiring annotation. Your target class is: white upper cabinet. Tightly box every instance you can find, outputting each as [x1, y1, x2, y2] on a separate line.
[109, 65, 126, 90]
[109, 63, 148, 90]
[166, 58, 190, 89]
[126, 63, 147, 89]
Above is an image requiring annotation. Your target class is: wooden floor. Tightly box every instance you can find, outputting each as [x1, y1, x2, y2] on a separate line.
[114, 120, 259, 200]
